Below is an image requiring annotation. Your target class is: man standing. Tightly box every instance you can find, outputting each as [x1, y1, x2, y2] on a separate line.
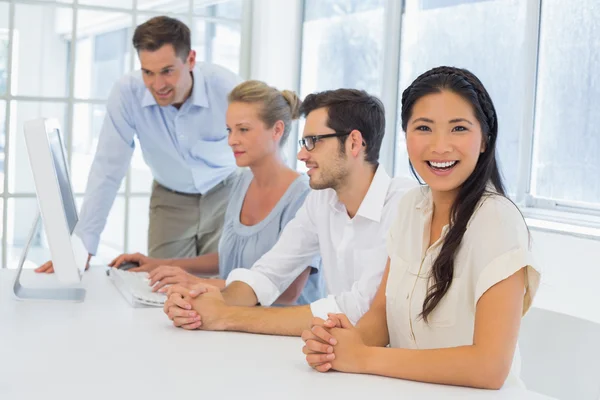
[37, 16, 241, 272]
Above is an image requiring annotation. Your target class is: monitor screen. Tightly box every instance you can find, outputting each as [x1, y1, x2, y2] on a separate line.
[48, 128, 78, 234]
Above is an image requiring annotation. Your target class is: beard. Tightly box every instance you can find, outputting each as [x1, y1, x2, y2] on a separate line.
[308, 156, 348, 191]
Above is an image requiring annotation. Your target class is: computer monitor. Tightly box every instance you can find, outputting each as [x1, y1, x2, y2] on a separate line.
[12, 118, 88, 302]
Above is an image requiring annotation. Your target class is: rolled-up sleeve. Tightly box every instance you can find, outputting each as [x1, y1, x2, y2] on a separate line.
[226, 192, 321, 305]
[313, 242, 388, 324]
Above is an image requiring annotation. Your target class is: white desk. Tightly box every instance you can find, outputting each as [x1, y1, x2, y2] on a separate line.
[0, 268, 554, 400]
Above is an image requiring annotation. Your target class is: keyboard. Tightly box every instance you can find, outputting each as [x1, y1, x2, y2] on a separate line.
[107, 268, 166, 307]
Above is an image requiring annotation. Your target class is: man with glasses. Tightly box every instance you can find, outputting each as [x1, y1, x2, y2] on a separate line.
[163, 88, 414, 336]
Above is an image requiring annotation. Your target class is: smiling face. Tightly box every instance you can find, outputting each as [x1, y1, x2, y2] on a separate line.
[226, 101, 282, 167]
[297, 107, 349, 190]
[139, 44, 195, 107]
[406, 90, 486, 198]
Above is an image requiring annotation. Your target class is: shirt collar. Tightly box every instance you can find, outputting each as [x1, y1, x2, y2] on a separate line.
[415, 186, 433, 214]
[329, 165, 392, 222]
[141, 66, 209, 108]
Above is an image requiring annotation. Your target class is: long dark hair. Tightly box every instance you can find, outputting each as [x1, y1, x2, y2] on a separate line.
[400, 66, 506, 323]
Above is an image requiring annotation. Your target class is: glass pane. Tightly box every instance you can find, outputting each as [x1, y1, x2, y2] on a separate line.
[192, 20, 241, 74]
[77, 196, 125, 263]
[0, 1, 8, 96]
[0, 100, 5, 193]
[126, 196, 150, 253]
[130, 142, 154, 193]
[75, 11, 132, 100]
[8, 101, 67, 194]
[12, 5, 71, 97]
[6, 198, 51, 269]
[300, 0, 385, 96]
[531, 0, 600, 205]
[137, 0, 189, 12]
[80, 0, 132, 9]
[194, 0, 243, 19]
[394, 0, 529, 195]
[72, 103, 125, 194]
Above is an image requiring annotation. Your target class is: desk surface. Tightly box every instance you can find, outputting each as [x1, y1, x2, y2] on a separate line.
[0, 268, 554, 400]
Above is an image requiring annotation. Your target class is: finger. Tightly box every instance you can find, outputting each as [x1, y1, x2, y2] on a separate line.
[311, 317, 326, 327]
[149, 268, 177, 286]
[35, 262, 52, 273]
[304, 340, 333, 355]
[301, 329, 329, 346]
[331, 313, 353, 329]
[314, 363, 332, 373]
[180, 321, 203, 330]
[151, 276, 182, 292]
[109, 255, 129, 268]
[172, 315, 201, 327]
[167, 306, 197, 318]
[188, 283, 218, 297]
[129, 264, 152, 273]
[39, 265, 54, 273]
[301, 329, 318, 343]
[306, 353, 335, 366]
[166, 285, 192, 298]
[311, 325, 337, 345]
[168, 293, 192, 310]
[148, 266, 172, 281]
[163, 295, 182, 314]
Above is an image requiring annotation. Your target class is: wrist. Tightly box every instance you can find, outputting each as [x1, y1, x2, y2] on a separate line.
[359, 346, 377, 374]
[219, 305, 238, 331]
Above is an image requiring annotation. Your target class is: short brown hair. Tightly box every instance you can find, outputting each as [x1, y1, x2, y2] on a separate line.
[228, 80, 302, 146]
[300, 89, 385, 166]
[132, 16, 191, 60]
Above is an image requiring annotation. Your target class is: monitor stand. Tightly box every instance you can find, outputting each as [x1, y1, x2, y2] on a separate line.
[12, 212, 86, 302]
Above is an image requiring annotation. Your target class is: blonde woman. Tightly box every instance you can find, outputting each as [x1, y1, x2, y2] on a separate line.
[111, 81, 323, 306]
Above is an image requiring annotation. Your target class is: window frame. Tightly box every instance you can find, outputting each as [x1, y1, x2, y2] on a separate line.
[297, 0, 600, 239]
[0, 0, 252, 267]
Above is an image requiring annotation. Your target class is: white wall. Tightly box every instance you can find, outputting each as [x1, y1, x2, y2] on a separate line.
[531, 229, 600, 323]
[248, 0, 302, 163]
[247, 0, 600, 325]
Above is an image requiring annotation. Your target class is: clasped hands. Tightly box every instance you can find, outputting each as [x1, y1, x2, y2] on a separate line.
[301, 314, 369, 374]
[163, 282, 230, 331]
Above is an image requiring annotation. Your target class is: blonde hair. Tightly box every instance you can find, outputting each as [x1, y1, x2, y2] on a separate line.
[228, 80, 302, 145]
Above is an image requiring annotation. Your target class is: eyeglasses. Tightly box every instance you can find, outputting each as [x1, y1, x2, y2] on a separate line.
[298, 132, 351, 151]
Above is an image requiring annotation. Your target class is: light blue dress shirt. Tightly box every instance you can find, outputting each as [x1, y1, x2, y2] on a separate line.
[218, 170, 325, 305]
[76, 63, 241, 255]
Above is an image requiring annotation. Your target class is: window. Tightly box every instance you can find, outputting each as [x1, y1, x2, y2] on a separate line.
[0, 0, 248, 268]
[300, 0, 385, 96]
[394, 0, 531, 195]
[530, 0, 600, 207]
[298, 0, 599, 229]
[297, 0, 386, 170]
[390, 0, 599, 220]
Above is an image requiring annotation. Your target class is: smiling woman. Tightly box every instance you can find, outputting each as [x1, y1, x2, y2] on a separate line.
[301, 66, 540, 390]
[406, 91, 487, 197]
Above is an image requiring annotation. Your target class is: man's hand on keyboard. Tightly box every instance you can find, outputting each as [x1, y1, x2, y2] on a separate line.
[109, 252, 163, 272]
[165, 283, 229, 331]
[148, 266, 202, 292]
